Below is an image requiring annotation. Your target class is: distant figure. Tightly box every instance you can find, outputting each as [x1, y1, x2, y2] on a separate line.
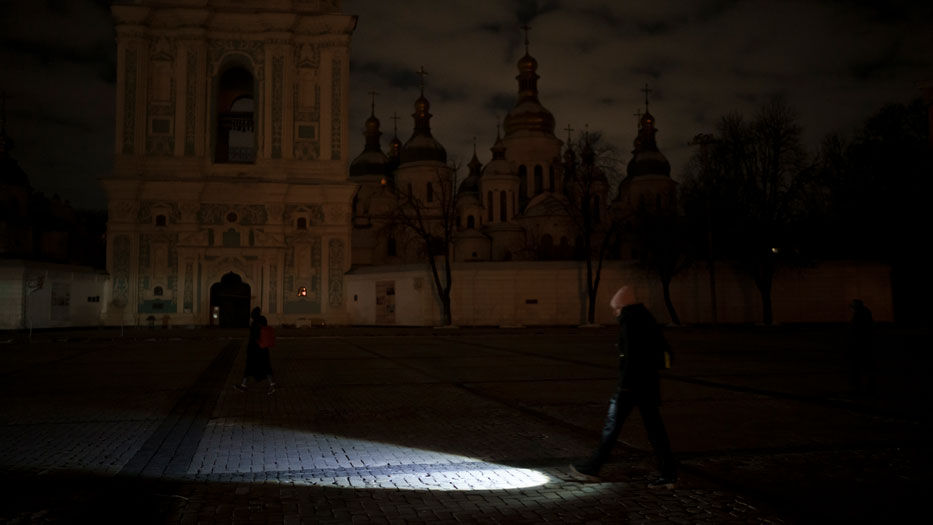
[235, 307, 276, 394]
[569, 285, 677, 488]
[848, 299, 874, 395]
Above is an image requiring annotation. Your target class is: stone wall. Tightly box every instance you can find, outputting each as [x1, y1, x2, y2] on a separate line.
[345, 260, 893, 326]
[0, 260, 108, 330]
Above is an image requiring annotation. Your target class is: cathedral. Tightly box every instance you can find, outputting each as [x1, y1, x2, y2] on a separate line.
[91, 1, 885, 329]
[103, 0, 357, 327]
[100, 0, 679, 328]
[348, 34, 677, 268]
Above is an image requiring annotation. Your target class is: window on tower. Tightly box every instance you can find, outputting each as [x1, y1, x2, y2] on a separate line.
[215, 66, 255, 164]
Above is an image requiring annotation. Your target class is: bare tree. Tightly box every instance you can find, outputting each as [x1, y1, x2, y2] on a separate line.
[562, 132, 622, 325]
[632, 206, 693, 325]
[684, 98, 811, 325]
[387, 162, 459, 326]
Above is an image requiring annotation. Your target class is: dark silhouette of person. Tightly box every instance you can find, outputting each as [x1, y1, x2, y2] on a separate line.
[848, 299, 874, 395]
[236, 306, 276, 394]
[570, 285, 676, 488]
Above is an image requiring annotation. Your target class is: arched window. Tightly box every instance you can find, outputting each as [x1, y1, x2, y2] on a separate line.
[297, 217, 307, 230]
[427, 182, 434, 203]
[155, 215, 167, 227]
[467, 215, 475, 228]
[549, 165, 555, 191]
[387, 236, 397, 257]
[534, 165, 544, 195]
[215, 67, 255, 163]
[487, 191, 494, 222]
[500, 191, 507, 221]
[154, 286, 163, 296]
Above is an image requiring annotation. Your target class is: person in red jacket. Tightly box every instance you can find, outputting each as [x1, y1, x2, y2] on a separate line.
[235, 307, 276, 394]
[569, 285, 676, 488]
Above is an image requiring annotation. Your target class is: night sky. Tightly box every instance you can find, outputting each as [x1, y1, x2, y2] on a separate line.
[2, 0, 931, 211]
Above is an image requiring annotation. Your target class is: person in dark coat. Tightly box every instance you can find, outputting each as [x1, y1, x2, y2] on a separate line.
[569, 285, 676, 488]
[848, 299, 874, 395]
[235, 306, 276, 394]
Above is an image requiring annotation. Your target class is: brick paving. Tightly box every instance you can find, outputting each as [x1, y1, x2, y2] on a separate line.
[0, 325, 929, 523]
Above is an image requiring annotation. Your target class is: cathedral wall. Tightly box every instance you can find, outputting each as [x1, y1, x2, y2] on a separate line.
[345, 260, 893, 327]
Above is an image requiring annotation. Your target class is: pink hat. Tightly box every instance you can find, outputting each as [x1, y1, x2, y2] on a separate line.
[610, 286, 636, 309]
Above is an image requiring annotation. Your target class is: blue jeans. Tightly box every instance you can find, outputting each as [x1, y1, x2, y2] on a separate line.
[590, 387, 675, 478]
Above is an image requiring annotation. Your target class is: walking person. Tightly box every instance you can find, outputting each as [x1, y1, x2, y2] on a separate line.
[569, 285, 677, 488]
[235, 306, 277, 394]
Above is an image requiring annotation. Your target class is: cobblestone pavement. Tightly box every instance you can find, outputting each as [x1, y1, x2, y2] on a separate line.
[0, 325, 929, 523]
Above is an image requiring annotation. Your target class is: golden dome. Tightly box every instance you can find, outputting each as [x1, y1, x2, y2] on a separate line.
[517, 53, 537, 73]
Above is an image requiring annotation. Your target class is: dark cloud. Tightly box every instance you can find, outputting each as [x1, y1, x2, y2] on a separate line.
[3, 0, 931, 211]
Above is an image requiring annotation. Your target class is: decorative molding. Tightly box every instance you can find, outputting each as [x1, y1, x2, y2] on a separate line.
[112, 235, 131, 306]
[183, 262, 193, 311]
[327, 238, 344, 307]
[197, 204, 268, 225]
[254, 230, 285, 246]
[150, 37, 176, 61]
[296, 43, 320, 69]
[138, 201, 181, 224]
[268, 264, 277, 314]
[266, 203, 285, 222]
[110, 200, 139, 223]
[330, 56, 341, 160]
[271, 55, 284, 159]
[178, 230, 210, 246]
[184, 48, 198, 155]
[209, 39, 264, 74]
[122, 48, 137, 155]
[284, 204, 324, 224]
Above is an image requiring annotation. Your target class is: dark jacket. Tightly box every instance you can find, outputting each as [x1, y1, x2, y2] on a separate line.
[616, 303, 666, 402]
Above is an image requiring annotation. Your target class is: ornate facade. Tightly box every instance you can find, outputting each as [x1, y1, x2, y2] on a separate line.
[103, 0, 357, 327]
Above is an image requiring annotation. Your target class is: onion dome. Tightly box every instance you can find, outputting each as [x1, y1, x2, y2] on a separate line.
[503, 34, 556, 136]
[400, 88, 447, 164]
[482, 128, 513, 178]
[458, 142, 483, 195]
[626, 110, 671, 178]
[349, 102, 389, 177]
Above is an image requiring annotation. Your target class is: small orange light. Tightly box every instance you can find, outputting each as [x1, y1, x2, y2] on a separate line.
[298, 286, 308, 297]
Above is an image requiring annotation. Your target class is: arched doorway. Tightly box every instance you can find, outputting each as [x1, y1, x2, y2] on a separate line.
[210, 272, 251, 327]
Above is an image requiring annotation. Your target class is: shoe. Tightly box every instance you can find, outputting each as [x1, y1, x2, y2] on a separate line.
[234, 384, 247, 392]
[647, 476, 676, 489]
[568, 462, 602, 482]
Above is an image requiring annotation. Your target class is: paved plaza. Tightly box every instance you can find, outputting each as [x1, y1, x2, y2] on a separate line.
[0, 324, 929, 523]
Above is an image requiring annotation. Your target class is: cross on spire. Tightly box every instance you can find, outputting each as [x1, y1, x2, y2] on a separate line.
[641, 83, 653, 111]
[368, 89, 379, 115]
[416, 66, 428, 95]
[564, 124, 574, 144]
[390, 112, 400, 135]
[521, 24, 531, 54]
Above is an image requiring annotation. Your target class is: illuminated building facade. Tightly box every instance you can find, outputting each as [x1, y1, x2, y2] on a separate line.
[103, 0, 357, 327]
